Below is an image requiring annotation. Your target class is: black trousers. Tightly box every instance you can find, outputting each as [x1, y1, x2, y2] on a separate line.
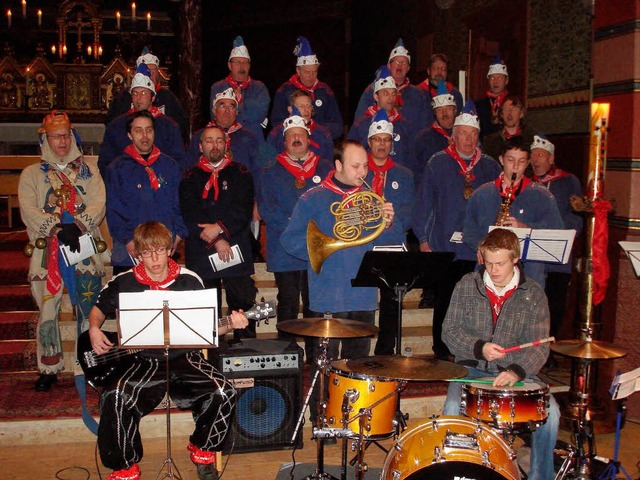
[205, 276, 257, 340]
[98, 351, 236, 471]
[274, 270, 312, 340]
[374, 287, 400, 355]
[546, 271, 572, 338]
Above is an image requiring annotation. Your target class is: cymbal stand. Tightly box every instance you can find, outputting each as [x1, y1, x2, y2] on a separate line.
[556, 358, 597, 480]
[303, 337, 339, 480]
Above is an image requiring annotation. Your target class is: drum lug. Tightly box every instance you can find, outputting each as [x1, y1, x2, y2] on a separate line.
[481, 450, 494, 469]
[391, 469, 401, 480]
[433, 445, 445, 463]
[510, 397, 516, 421]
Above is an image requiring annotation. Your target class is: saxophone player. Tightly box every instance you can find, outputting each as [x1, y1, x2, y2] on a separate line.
[463, 137, 563, 288]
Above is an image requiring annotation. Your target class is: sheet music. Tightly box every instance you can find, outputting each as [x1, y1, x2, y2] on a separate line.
[611, 367, 640, 400]
[619, 241, 640, 276]
[118, 288, 218, 348]
[373, 244, 407, 252]
[59, 233, 98, 266]
[489, 227, 576, 264]
[208, 244, 244, 272]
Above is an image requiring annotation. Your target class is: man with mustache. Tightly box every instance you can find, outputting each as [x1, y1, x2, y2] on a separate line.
[416, 53, 464, 117]
[210, 36, 270, 140]
[482, 96, 535, 162]
[106, 110, 187, 276]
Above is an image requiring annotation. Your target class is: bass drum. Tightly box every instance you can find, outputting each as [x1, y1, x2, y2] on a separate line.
[381, 416, 520, 480]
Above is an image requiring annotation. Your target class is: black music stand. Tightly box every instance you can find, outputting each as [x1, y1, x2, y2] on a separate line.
[352, 251, 454, 355]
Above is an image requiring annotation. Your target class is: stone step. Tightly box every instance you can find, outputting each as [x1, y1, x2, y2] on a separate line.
[0, 311, 37, 340]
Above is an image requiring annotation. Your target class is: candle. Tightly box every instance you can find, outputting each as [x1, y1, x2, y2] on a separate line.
[63, 45, 67, 55]
[51, 45, 56, 55]
[7, 9, 11, 29]
[37, 9, 41, 27]
[21, 0, 26, 19]
[116, 11, 120, 29]
[25, 67, 30, 93]
[587, 103, 610, 199]
[131, 2, 136, 22]
[146, 12, 151, 31]
[98, 46, 103, 57]
[87, 45, 92, 56]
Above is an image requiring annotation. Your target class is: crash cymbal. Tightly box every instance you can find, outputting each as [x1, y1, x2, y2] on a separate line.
[551, 339, 627, 360]
[276, 318, 379, 338]
[345, 355, 468, 381]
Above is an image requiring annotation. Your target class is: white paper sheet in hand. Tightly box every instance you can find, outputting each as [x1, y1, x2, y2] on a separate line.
[208, 244, 244, 272]
[59, 233, 98, 266]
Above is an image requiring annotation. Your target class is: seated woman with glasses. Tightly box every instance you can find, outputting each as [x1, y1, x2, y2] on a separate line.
[87, 221, 247, 480]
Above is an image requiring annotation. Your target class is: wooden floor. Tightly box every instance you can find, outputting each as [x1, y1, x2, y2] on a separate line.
[3, 417, 639, 480]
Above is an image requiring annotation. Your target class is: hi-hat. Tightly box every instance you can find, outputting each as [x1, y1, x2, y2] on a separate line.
[276, 318, 379, 338]
[551, 338, 627, 359]
[345, 355, 468, 381]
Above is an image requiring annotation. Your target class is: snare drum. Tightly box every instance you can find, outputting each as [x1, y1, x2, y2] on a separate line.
[462, 379, 549, 432]
[381, 416, 519, 480]
[326, 359, 398, 438]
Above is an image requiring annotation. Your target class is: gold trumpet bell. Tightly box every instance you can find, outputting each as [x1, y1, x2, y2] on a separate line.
[307, 220, 348, 274]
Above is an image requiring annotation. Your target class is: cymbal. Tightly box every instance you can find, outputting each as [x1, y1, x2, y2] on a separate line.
[276, 318, 379, 338]
[345, 355, 468, 381]
[551, 339, 627, 359]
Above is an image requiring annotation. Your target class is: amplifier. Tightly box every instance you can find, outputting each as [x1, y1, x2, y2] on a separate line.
[211, 339, 304, 454]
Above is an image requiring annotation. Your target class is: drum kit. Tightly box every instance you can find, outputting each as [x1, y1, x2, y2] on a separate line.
[277, 317, 559, 480]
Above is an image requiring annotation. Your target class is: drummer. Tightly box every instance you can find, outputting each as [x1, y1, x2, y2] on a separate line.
[441, 228, 559, 480]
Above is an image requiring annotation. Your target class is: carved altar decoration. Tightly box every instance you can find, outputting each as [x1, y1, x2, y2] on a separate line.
[25, 57, 57, 110]
[0, 55, 25, 110]
[100, 56, 131, 110]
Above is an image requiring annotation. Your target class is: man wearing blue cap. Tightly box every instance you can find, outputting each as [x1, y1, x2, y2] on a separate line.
[348, 65, 413, 169]
[270, 36, 343, 140]
[210, 36, 270, 140]
[412, 101, 501, 360]
[354, 39, 431, 136]
[106, 47, 187, 138]
[99, 63, 187, 177]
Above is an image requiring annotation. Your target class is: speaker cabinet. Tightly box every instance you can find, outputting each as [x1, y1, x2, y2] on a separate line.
[212, 339, 304, 453]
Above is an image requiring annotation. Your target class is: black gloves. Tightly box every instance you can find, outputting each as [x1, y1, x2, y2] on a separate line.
[57, 223, 82, 253]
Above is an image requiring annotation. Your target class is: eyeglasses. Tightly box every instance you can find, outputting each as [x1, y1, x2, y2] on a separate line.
[215, 103, 237, 111]
[370, 136, 392, 144]
[46, 133, 71, 141]
[390, 59, 409, 66]
[139, 247, 169, 258]
[230, 59, 250, 66]
[131, 90, 152, 97]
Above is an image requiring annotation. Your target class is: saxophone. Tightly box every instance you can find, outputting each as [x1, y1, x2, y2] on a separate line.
[495, 173, 517, 226]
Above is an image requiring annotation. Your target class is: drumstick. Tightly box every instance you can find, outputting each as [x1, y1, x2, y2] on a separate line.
[449, 378, 524, 387]
[499, 336, 555, 354]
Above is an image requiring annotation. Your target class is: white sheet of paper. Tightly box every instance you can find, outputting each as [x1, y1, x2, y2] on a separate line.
[619, 241, 640, 276]
[488, 227, 576, 263]
[208, 244, 244, 272]
[118, 288, 218, 348]
[373, 244, 407, 252]
[612, 366, 640, 400]
[59, 233, 98, 266]
[450, 231, 463, 244]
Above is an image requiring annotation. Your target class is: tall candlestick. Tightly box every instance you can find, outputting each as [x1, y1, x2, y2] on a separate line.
[116, 11, 121, 29]
[87, 45, 92, 56]
[131, 3, 136, 22]
[21, 0, 26, 19]
[25, 67, 31, 93]
[37, 9, 41, 27]
[7, 9, 11, 29]
[146, 12, 151, 31]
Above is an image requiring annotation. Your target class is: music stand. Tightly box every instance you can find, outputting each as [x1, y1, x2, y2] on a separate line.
[118, 289, 218, 480]
[351, 251, 454, 355]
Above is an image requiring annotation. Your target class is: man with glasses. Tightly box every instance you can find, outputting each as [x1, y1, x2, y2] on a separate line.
[482, 95, 535, 162]
[271, 36, 343, 140]
[106, 47, 188, 139]
[88, 221, 248, 480]
[463, 137, 563, 289]
[348, 65, 413, 169]
[180, 126, 258, 340]
[19, 110, 107, 391]
[99, 63, 187, 178]
[416, 54, 464, 117]
[105, 110, 187, 276]
[354, 38, 430, 136]
[210, 36, 270, 140]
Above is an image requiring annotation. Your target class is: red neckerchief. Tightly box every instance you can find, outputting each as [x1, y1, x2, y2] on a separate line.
[532, 165, 569, 184]
[503, 126, 522, 139]
[431, 121, 451, 140]
[494, 172, 531, 198]
[418, 79, 455, 97]
[485, 281, 518, 325]
[367, 154, 394, 196]
[276, 151, 319, 183]
[445, 145, 482, 182]
[127, 105, 163, 118]
[486, 89, 509, 118]
[205, 120, 240, 151]
[225, 74, 252, 105]
[394, 78, 410, 108]
[133, 258, 181, 290]
[125, 144, 162, 190]
[197, 154, 232, 200]
[289, 74, 318, 101]
[320, 171, 362, 199]
[365, 105, 402, 122]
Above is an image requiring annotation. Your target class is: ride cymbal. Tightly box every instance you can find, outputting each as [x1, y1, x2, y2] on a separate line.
[345, 355, 468, 381]
[276, 318, 379, 338]
[551, 339, 627, 359]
